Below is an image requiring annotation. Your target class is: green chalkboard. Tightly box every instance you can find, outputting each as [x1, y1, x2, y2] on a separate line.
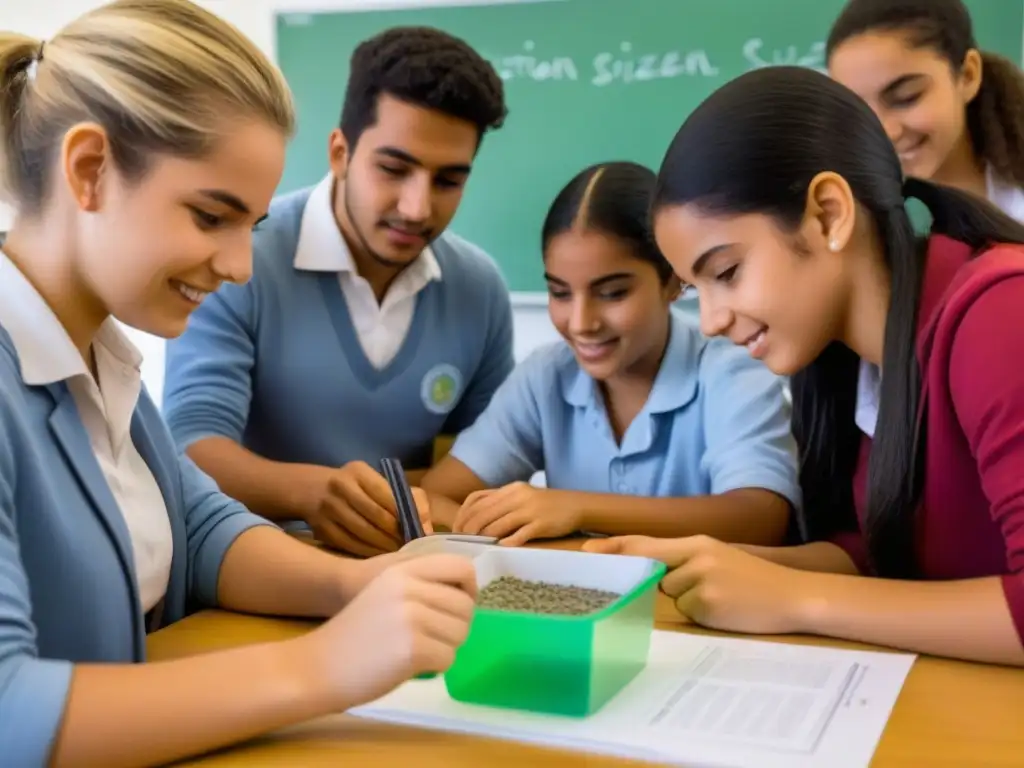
[276, 0, 1022, 293]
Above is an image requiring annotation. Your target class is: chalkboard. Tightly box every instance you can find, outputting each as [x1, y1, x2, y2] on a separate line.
[276, 0, 1022, 293]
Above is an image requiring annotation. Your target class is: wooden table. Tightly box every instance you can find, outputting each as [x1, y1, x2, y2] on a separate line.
[149, 541, 1024, 767]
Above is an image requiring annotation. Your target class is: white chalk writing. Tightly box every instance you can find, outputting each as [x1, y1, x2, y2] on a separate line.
[592, 42, 719, 85]
[493, 41, 579, 81]
[486, 38, 827, 84]
[743, 38, 827, 73]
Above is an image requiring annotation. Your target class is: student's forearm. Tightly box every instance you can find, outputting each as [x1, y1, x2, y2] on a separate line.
[575, 489, 790, 545]
[216, 526, 360, 617]
[187, 437, 329, 522]
[51, 637, 329, 768]
[738, 541, 860, 575]
[794, 574, 1024, 666]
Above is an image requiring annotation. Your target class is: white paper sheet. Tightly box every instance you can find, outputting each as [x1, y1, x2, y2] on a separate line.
[350, 630, 915, 768]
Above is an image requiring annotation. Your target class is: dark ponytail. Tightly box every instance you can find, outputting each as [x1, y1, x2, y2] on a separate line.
[860, 198, 923, 578]
[828, 0, 1024, 190]
[653, 65, 1024, 578]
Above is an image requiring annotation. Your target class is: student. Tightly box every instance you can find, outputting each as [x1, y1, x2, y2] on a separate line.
[586, 65, 1024, 667]
[163, 25, 514, 558]
[827, 0, 1024, 220]
[0, 3, 477, 765]
[421, 162, 799, 547]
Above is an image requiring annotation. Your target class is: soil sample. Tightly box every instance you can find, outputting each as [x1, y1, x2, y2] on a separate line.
[477, 576, 621, 616]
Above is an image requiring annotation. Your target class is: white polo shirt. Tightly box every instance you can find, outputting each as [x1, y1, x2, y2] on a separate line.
[0, 250, 172, 612]
[293, 174, 442, 369]
[855, 167, 1024, 437]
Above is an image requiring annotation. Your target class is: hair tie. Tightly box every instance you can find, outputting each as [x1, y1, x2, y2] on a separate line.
[25, 40, 45, 82]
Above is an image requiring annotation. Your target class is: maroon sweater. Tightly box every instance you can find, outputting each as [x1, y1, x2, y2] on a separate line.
[830, 235, 1024, 645]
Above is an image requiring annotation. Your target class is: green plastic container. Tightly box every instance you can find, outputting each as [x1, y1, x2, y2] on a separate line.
[443, 546, 666, 717]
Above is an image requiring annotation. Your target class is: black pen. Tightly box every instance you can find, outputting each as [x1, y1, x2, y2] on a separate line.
[380, 457, 427, 543]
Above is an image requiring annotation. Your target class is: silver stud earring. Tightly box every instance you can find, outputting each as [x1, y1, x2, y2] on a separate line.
[829, 239, 840, 252]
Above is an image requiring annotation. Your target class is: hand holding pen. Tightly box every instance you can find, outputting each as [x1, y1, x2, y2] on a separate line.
[304, 460, 433, 557]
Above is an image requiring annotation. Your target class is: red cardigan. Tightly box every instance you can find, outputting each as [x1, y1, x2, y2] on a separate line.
[830, 235, 1024, 645]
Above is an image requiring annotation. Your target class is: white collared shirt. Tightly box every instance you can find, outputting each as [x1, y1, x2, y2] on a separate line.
[987, 165, 1024, 224]
[0, 251, 172, 612]
[854, 166, 1024, 438]
[293, 175, 442, 369]
[855, 359, 882, 438]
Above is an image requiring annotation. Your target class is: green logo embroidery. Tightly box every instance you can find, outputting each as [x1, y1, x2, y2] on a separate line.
[421, 364, 462, 414]
[431, 373, 456, 406]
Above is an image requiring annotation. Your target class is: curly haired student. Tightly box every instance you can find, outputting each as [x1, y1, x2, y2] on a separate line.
[828, 0, 1024, 220]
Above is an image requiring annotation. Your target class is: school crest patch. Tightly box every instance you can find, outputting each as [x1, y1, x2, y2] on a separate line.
[421, 363, 463, 414]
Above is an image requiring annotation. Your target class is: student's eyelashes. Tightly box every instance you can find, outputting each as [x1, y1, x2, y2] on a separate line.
[188, 206, 224, 231]
[598, 288, 630, 301]
[547, 288, 570, 301]
[890, 92, 922, 109]
[435, 177, 465, 190]
[378, 164, 405, 178]
[715, 265, 738, 284]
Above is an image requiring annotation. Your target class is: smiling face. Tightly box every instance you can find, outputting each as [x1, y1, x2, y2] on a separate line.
[828, 30, 981, 181]
[330, 94, 478, 270]
[69, 119, 287, 338]
[544, 229, 678, 382]
[652, 205, 850, 376]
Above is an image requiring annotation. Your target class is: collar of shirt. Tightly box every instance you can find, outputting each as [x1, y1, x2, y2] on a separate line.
[293, 173, 442, 290]
[986, 165, 1024, 224]
[0, 250, 142, 386]
[854, 359, 881, 438]
[0, 250, 144, 458]
[560, 311, 702, 416]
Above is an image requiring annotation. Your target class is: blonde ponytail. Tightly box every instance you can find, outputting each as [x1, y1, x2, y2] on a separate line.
[0, 0, 295, 216]
[0, 32, 43, 205]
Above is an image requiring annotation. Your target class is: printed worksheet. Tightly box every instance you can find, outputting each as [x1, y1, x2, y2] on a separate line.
[350, 630, 915, 768]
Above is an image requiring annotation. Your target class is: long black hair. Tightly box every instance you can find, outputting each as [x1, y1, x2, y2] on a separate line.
[828, 0, 1024, 190]
[652, 65, 1024, 578]
[542, 161, 674, 283]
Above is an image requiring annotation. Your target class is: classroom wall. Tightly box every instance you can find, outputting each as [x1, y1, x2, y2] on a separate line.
[2, 0, 1023, 403]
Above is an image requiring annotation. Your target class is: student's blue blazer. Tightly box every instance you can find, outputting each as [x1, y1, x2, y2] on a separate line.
[0, 328, 271, 766]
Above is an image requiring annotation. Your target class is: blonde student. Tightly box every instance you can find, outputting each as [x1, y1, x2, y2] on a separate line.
[827, 0, 1024, 220]
[587, 65, 1024, 667]
[0, 2, 476, 765]
[421, 162, 799, 547]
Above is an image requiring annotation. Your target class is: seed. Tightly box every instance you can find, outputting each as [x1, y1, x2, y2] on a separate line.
[477, 576, 621, 616]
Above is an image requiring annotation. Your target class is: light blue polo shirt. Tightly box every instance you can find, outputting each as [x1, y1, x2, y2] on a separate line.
[449, 310, 800, 507]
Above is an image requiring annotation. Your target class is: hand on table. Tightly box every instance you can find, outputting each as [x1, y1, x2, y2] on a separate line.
[304, 554, 477, 709]
[306, 461, 433, 557]
[583, 535, 812, 635]
[452, 482, 581, 547]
